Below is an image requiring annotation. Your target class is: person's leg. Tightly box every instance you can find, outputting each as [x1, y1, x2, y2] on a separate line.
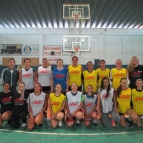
[56, 112, 64, 121]
[127, 109, 138, 122]
[111, 111, 120, 121]
[136, 115, 141, 127]
[28, 116, 35, 130]
[19, 111, 28, 126]
[66, 117, 75, 127]
[84, 120, 91, 127]
[102, 113, 112, 128]
[76, 111, 83, 120]
[119, 115, 126, 127]
[1, 110, 12, 121]
[12, 113, 20, 128]
[35, 113, 44, 125]
[0, 114, 3, 126]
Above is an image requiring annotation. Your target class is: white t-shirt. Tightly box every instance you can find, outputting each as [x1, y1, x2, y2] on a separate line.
[21, 68, 34, 90]
[38, 66, 52, 86]
[98, 88, 114, 113]
[28, 92, 46, 116]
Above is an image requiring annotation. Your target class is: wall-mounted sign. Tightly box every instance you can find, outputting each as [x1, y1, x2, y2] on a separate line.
[43, 46, 61, 56]
[22, 45, 39, 56]
[0, 44, 22, 55]
[47, 57, 61, 65]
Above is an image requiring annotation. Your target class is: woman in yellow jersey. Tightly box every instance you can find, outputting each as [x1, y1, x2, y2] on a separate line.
[83, 61, 97, 93]
[96, 60, 110, 89]
[115, 78, 137, 127]
[110, 59, 129, 90]
[48, 84, 66, 128]
[68, 56, 83, 91]
[132, 79, 143, 127]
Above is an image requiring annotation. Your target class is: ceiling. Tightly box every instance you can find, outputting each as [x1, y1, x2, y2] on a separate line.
[0, 0, 143, 29]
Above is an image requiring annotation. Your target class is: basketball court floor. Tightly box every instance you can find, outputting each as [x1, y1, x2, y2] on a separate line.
[0, 85, 143, 143]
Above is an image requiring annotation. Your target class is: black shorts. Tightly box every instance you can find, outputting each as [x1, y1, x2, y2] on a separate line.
[42, 86, 51, 94]
[25, 89, 34, 94]
[68, 85, 82, 92]
[119, 108, 131, 116]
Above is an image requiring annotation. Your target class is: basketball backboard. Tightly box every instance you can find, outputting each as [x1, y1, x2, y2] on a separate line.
[63, 35, 90, 51]
[63, 4, 90, 20]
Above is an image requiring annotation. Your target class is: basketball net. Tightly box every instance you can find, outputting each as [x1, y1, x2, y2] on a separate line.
[72, 46, 80, 57]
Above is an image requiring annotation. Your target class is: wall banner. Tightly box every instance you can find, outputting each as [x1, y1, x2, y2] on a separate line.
[22, 45, 39, 56]
[0, 44, 22, 55]
[43, 46, 61, 56]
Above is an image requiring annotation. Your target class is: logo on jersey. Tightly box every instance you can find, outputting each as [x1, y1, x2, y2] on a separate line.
[54, 74, 65, 79]
[69, 102, 79, 106]
[52, 101, 61, 106]
[22, 73, 32, 78]
[85, 102, 93, 107]
[1, 97, 12, 104]
[102, 93, 111, 99]
[120, 94, 130, 100]
[134, 96, 143, 102]
[23, 46, 32, 55]
[33, 100, 43, 104]
[39, 70, 50, 74]
[85, 76, 95, 80]
[114, 73, 125, 77]
[131, 71, 142, 77]
[14, 98, 24, 105]
[70, 70, 80, 74]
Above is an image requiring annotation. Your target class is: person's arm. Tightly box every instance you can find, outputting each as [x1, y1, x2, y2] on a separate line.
[18, 69, 22, 83]
[1, 69, 6, 84]
[113, 90, 118, 112]
[126, 70, 130, 86]
[40, 96, 47, 114]
[67, 66, 70, 89]
[48, 96, 53, 114]
[50, 70, 53, 93]
[28, 96, 33, 117]
[34, 69, 38, 83]
[96, 92, 101, 115]
[66, 70, 69, 92]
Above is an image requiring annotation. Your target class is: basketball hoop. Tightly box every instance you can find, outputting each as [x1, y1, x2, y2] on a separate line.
[74, 46, 80, 52]
[74, 14, 79, 19]
[72, 46, 80, 57]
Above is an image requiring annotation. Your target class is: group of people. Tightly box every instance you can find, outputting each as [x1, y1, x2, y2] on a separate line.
[0, 55, 143, 129]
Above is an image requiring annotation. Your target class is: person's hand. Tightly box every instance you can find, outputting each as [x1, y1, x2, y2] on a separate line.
[51, 114, 56, 119]
[71, 111, 76, 117]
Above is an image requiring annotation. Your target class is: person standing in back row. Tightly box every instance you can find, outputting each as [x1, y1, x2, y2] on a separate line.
[96, 60, 110, 89]
[1, 58, 19, 92]
[127, 56, 143, 89]
[110, 59, 129, 90]
[68, 56, 83, 92]
[19, 58, 34, 94]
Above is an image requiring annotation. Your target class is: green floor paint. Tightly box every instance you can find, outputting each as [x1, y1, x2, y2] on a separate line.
[0, 119, 143, 143]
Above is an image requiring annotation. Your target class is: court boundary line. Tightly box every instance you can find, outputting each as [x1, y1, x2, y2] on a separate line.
[0, 129, 143, 136]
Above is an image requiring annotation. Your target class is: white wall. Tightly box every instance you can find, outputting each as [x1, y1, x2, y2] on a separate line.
[0, 28, 143, 65]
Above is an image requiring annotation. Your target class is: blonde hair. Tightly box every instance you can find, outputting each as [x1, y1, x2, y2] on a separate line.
[42, 58, 50, 66]
[18, 82, 25, 99]
[127, 56, 139, 72]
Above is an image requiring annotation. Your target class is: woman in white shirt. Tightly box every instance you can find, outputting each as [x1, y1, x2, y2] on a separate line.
[28, 83, 46, 130]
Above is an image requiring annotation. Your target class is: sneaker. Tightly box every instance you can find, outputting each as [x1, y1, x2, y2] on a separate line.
[128, 123, 133, 128]
[58, 121, 63, 127]
[21, 123, 27, 127]
[124, 114, 130, 119]
[111, 120, 116, 127]
[7, 120, 12, 126]
[76, 119, 80, 124]
[92, 119, 97, 124]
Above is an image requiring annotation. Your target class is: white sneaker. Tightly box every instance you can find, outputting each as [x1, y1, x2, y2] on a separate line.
[76, 120, 80, 124]
[21, 123, 27, 127]
[92, 119, 97, 124]
[58, 121, 62, 127]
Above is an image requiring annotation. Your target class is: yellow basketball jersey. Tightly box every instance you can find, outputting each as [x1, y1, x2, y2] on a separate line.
[50, 93, 65, 113]
[111, 68, 127, 89]
[68, 65, 82, 86]
[83, 70, 97, 92]
[117, 88, 131, 114]
[96, 68, 110, 88]
[132, 89, 143, 115]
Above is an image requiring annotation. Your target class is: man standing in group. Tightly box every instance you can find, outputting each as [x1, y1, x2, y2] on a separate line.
[1, 58, 19, 91]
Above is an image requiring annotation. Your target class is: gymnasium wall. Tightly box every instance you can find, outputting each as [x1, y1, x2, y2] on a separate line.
[0, 28, 143, 66]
